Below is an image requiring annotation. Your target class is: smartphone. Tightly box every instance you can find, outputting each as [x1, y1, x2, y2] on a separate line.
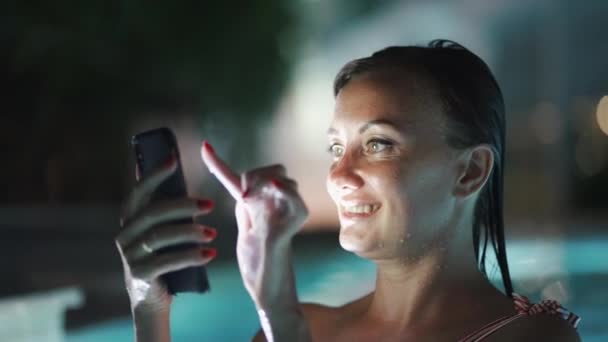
[131, 127, 210, 294]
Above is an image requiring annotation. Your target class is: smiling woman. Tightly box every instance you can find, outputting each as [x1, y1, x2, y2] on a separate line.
[310, 40, 580, 341]
[115, 40, 580, 342]
[327, 41, 510, 292]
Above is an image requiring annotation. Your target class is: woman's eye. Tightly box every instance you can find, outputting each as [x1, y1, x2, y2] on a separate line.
[328, 144, 344, 157]
[366, 139, 393, 153]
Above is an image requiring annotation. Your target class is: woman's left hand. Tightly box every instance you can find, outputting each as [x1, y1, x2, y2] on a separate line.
[200, 141, 308, 309]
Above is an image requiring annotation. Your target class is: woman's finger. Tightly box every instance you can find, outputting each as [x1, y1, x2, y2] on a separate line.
[130, 246, 217, 281]
[238, 177, 307, 230]
[276, 178, 299, 193]
[200, 141, 242, 200]
[241, 164, 287, 196]
[123, 223, 217, 261]
[117, 198, 214, 247]
[267, 178, 305, 214]
[242, 176, 298, 202]
[122, 157, 178, 219]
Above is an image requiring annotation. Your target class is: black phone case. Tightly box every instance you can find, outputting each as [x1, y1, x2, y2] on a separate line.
[131, 127, 210, 295]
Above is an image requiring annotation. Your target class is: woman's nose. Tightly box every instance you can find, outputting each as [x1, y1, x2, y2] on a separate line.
[327, 153, 364, 195]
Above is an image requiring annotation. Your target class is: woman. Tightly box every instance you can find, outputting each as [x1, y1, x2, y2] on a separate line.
[115, 40, 580, 341]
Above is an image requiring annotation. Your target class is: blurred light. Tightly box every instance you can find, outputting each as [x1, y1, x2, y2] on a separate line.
[574, 98, 608, 176]
[290, 58, 334, 152]
[530, 102, 562, 144]
[265, 58, 337, 230]
[596, 95, 608, 135]
[541, 280, 570, 303]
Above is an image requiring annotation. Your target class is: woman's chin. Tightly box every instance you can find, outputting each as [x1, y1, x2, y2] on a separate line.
[338, 224, 376, 254]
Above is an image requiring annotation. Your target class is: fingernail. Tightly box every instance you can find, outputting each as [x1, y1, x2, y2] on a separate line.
[202, 140, 215, 154]
[271, 179, 283, 189]
[163, 155, 176, 168]
[202, 227, 217, 239]
[197, 199, 215, 210]
[201, 248, 217, 259]
[242, 188, 250, 199]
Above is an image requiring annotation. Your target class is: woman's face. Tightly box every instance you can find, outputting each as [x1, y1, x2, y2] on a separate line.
[326, 68, 462, 260]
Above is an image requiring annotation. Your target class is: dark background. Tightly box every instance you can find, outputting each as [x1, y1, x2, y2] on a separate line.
[1, 0, 607, 331]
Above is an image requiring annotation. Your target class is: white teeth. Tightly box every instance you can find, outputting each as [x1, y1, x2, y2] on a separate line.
[344, 204, 379, 214]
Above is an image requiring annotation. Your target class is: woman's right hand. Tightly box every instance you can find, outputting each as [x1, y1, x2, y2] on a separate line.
[114, 156, 217, 313]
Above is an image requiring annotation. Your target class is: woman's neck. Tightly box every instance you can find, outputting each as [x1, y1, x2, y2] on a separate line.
[362, 237, 508, 331]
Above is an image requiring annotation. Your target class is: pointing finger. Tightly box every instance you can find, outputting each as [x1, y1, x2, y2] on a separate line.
[201, 141, 242, 200]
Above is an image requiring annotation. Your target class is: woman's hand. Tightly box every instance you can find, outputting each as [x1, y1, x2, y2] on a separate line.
[201, 141, 311, 341]
[201, 141, 308, 305]
[115, 156, 218, 314]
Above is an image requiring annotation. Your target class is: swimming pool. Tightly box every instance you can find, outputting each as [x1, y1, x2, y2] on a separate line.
[67, 236, 607, 341]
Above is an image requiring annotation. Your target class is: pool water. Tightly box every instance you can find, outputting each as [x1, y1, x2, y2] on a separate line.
[67, 236, 607, 341]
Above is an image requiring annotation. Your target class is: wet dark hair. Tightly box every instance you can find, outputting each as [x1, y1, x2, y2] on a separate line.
[333, 39, 513, 296]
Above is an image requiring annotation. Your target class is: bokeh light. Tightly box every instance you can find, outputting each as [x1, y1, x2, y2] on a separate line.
[597, 95, 608, 136]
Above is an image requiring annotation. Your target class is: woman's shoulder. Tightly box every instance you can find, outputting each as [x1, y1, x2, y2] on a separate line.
[251, 300, 364, 342]
[299, 296, 366, 328]
[296, 298, 369, 341]
[477, 294, 581, 342]
[301, 291, 372, 319]
[299, 301, 337, 327]
[491, 312, 581, 341]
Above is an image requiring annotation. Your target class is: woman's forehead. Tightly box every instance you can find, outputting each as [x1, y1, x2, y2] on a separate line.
[330, 70, 443, 133]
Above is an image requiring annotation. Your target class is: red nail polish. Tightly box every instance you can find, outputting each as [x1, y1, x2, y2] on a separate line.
[197, 199, 215, 210]
[271, 179, 283, 188]
[201, 248, 217, 259]
[202, 228, 217, 239]
[242, 188, 251, 199]
[163, 155, 176, 168]
[203, 141, 215, 154]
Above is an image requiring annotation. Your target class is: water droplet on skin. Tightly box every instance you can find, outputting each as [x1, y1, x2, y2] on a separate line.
[378, 243, 385, 248]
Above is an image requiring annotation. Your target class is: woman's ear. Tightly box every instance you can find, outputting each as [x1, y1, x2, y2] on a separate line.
[453, 145, 494, 198]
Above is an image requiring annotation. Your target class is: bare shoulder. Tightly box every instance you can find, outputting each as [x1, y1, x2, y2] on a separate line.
[251, 302, 338, 342]
[495, 314, 581, 341]
[292, 302, 338, 332]
[301, 302, 336, 318]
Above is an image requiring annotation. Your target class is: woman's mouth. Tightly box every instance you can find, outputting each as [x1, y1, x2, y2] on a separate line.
[340, 203, 381, 221]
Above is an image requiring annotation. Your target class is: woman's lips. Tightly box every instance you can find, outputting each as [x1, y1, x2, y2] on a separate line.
[339, 203, 381, 221]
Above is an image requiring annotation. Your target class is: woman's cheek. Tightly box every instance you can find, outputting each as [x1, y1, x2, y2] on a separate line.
[369, 157, 405, 187]
[368, 160, 411, 216]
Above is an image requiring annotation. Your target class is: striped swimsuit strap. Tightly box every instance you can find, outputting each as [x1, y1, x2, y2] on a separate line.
[457, 293, 581, 342]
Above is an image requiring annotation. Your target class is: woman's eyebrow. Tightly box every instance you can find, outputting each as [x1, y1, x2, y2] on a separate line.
[327, 127, 339, 135]
[327, 117, 411, 135]
[358, 118, 403, 134]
